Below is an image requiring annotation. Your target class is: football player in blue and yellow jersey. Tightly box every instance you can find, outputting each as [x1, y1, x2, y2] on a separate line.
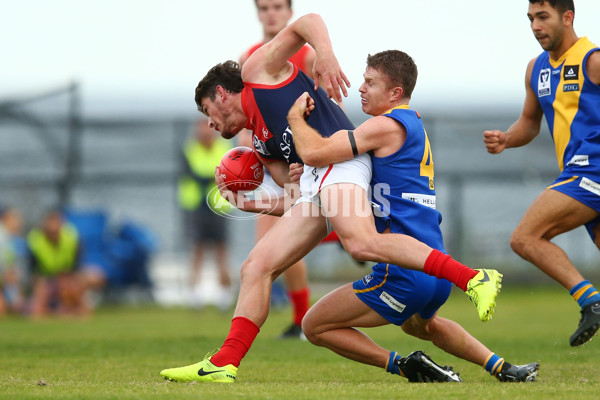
[288, 50, 538, 382]
[484, 0, 600, 347]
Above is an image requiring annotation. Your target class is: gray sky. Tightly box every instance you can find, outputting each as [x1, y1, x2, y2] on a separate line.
[3, 0, 600, 116]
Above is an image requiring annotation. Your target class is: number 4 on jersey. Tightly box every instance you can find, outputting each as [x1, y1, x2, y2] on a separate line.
[420, 133, 434, 190]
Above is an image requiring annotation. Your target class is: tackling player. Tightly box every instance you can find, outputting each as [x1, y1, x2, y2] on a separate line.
[288, 50, 539, 382]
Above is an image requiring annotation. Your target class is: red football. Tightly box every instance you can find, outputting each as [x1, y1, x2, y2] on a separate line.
[218, 146, 264, 192]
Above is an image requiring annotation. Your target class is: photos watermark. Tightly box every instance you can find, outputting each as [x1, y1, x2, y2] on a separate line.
[207, 182, 392, 221]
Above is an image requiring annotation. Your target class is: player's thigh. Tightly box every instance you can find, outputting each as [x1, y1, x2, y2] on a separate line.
[516, 188, 600, 239]
[320, 183, 378, 241]
[303, 283, 389, 334]
[247, 202, 327, 276]
[255, 214, 278, 239]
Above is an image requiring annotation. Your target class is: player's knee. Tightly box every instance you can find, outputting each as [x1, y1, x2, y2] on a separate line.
[239, 255, 272, 282]
[300, 310, 322, 345]
[509, 230, 528, 256]
[401, 315, 430, 340]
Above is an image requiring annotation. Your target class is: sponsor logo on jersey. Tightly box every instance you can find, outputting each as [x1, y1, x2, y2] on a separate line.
[563, 83, 580, 92]
[563, 65, 580, 80]
[401, 193, 437, 209]
[380, 291, 406, 313]
[580, 177, 600, 197]
[253, 135, 271, 156]
[566, 154, 589, 167]
[262, 127, 269, 139]
[280, 126, 293, 162]
[538, 68, 551, 97]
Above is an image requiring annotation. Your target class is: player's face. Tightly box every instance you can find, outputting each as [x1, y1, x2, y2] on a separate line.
[199, 96, 245, 140]
[256, 0, 292, 38]
[359, 67, 395, 116]
[527, 2, 566, 52]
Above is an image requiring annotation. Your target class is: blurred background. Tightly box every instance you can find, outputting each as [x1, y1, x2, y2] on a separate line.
[1, 0, 599, 312]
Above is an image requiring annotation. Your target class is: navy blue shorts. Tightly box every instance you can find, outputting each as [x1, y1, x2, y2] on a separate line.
[353, 263, 452, 326]
[549, 172, 600, 240]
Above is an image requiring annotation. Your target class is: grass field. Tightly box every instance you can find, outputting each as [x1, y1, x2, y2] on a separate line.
[1, 286, 599, 399]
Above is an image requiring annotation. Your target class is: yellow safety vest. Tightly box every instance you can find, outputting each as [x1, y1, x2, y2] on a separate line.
[27, 224, 79, 276]
[178, 138, 232, 213]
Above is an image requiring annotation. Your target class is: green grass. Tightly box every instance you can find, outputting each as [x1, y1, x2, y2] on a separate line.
[1, 286, 599, 399]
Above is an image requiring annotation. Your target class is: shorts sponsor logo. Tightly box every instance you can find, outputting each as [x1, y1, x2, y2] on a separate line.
[538, 68, 551, 97]
[380, 291, 406, 313]
[566, 155, 589, 167]
[402, 193, 437, 209]
[580, 177, 600, 197]
[563, 65, 579, 80]
[362, 274, 373, 285]
[563, 83, 580, 92]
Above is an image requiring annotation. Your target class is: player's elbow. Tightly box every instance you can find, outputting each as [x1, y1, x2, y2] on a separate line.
[342, 236, 378, 262]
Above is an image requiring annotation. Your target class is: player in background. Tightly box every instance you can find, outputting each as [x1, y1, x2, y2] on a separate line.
[237, 0, 315, 339]
[483, 0, 600, 346]
[161, 13, 501, 384]
[287, 50, 539, 382]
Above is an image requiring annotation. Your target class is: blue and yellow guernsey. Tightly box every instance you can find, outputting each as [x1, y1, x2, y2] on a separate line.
[531, 37, 600, 172]
[371, 106, 445, 253]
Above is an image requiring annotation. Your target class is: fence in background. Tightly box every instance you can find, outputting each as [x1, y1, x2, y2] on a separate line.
[0, 84, 597, 286]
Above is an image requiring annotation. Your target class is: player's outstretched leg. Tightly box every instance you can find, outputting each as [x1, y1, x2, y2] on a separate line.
[494, 362, 540, 382]
[465, 269, 503, 322]
[569, 301, 600, 346]
[389, 351, 462, 383]
[160, 350, 237, 383]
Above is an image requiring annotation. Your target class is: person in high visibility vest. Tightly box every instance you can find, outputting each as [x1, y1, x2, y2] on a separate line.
[179, 118, 233, 309]
[0, 207, 25, 315]
[27, 209, 87, 316]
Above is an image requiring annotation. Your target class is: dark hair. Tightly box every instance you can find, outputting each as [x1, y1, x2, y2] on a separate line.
[194, 61, 245, 110]
[528, 0, 575, 15]
[254, 0, 292, 8]
[366, 50, 418, 99]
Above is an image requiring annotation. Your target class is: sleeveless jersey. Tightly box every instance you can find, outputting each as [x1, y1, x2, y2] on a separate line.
[242, 65, 354, 164]
[531, 37, 600, 172]
[245, 42, 313, 75]
[371, 106, 445, 252]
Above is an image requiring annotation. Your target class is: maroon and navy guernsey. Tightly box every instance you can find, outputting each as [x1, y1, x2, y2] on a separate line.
[241, 65, 355, 165]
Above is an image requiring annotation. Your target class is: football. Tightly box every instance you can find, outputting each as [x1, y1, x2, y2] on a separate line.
[218, 146, 264, 192]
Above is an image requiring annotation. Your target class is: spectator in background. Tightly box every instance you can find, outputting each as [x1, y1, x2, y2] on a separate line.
[236, 0, 314, 339]
[0, 207, 25, 315]
[178, 118, 233, 309]
[27, 209, 89, 316]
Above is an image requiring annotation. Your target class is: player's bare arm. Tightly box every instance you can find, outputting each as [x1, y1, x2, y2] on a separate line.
[288, 93, 404, 167]
[587, 50, 600, 85]
[484, 58, 544, 154]
[242, 14, 350, 101]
